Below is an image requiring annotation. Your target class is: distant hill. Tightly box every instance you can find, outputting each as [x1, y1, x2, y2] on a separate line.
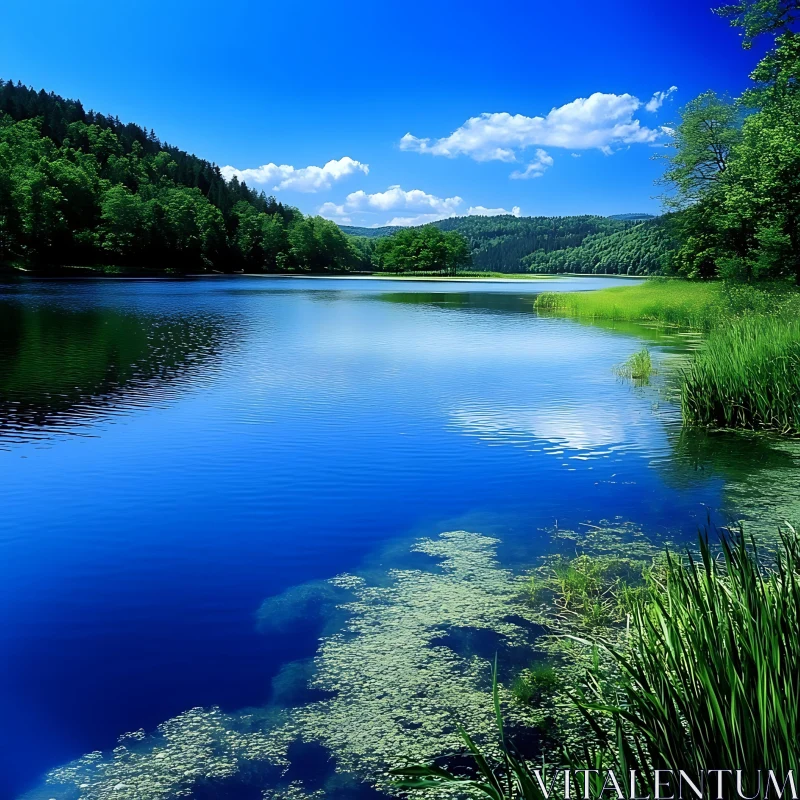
[338, 225, 405, 238]
[608, 213, 656, 221]
[339, 213, 672, 274]
[523, 216, 676, 275]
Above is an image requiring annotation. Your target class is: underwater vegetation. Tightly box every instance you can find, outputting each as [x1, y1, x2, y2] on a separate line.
[29, 531, 556, 800]
[35, 519, 797, 800]
[392, 526, 800, 798]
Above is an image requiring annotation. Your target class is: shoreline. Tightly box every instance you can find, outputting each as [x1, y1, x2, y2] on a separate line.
[1, 270, 645, 284]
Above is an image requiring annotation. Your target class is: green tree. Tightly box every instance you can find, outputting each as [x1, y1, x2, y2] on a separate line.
[714, 0, 800, 48]
[374, 226, 471, 274]
[659, 91, 742, 207]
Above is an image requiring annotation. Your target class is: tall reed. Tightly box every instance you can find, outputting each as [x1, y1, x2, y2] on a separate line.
[576, 527, 800, 788]
[681, 316, 800, 433]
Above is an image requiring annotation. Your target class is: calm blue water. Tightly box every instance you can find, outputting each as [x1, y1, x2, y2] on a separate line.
[0, 276, 771, 798]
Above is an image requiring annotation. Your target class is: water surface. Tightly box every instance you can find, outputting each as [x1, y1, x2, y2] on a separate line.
[1, 276, 796, 798]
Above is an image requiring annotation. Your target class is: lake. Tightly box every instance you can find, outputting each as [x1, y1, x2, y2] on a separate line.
[1, 276, 797, 799]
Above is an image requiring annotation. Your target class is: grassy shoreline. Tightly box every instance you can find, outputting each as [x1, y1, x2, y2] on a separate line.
[536, 279, 800, 434]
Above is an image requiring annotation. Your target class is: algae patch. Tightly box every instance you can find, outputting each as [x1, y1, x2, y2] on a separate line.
[29, 531, 542, 800]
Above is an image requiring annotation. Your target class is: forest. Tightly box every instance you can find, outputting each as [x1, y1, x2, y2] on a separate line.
[0, 81, 363, 273]
[350, 214, 668, 274]
[522, 216, 677, 275]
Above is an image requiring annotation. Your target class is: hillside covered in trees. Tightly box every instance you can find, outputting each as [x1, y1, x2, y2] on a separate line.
[346, 213, 674, 275]
[522, 216, 676, 275]
[0, 81, 362, 272]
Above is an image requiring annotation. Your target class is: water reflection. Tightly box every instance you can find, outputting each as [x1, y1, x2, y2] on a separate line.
[662, 426, 800, 533]
[377, 291, 538, 315]
[0, 301, 231, 447]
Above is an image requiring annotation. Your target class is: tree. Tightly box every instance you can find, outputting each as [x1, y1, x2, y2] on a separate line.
[659, 92, 742, 207]
[374, 226, 471, 274]
[660, 20, 800, 282]
[714, 0, 800, 48]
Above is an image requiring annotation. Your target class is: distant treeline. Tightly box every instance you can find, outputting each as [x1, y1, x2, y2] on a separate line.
[0, 80, 362, 272]
[347, 214, 674, 275]
[522, 216, 677, 275]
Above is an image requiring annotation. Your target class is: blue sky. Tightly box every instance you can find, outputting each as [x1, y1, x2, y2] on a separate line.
[2, 0, 761, 226]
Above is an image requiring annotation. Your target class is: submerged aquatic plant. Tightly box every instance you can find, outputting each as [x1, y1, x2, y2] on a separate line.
[30, 531, 550, 800]
[391, 663, 552, 799]
[392, 526, 800, 798]
[528, 551, 651, 630]
[511, 664, 561, 705]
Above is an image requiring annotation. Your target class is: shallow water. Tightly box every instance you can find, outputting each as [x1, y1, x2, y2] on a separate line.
[0, 276, 797, 799]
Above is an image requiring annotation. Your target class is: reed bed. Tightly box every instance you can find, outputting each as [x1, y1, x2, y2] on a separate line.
[579, 527, 800, 786]
[682, 316, 800, 433]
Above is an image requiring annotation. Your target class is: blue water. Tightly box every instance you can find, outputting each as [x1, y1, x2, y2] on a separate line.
[0, 276, 756, 797]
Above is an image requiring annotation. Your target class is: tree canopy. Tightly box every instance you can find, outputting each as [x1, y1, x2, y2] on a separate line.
[0, 80, 363, 272]
[662, 17, 800, 281]
[373, 226, 471, 273]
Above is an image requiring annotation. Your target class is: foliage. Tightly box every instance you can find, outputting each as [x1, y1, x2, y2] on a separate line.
[658, 91, 742, 206]
[662, 10, 800, 281]
[714, 0, 800, 48]
[436, 215, 639, 273]
[613, 348, 655, 385]
[577, 527, 800, 784]
[348, 214, 666, 274]
[0, 80, 360, 272]
[681, 315, 800, 432]
[523, 217, 676, 276]
[373, 225, 471, 273]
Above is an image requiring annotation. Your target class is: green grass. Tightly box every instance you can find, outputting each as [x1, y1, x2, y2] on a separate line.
[535, 278, 727, 328]
[511, 664, 561, 705]
[613, 348, 655, 385]
[529, 553, 650, 630]
[535, 278, 799, 330]
[577, 527, 800, 786]
[537, 279, 800, 434]
[391, 526, 800, 798]
[681, 316, 800, 433]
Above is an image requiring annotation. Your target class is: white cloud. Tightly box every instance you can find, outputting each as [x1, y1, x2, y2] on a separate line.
[509, 148, 553, 179]
[383, 213, 455, 227]
[343, 186, 462, 214]
[466, 205, 522, 217]
[571, 153, 582, 158]
[399, 92, 668, 163]
[645, 86, 678, 112]
[220, 156, 368, 193]
[319, 185, 463, 226]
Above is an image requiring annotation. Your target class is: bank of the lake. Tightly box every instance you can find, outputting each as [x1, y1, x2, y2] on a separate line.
[536, 279, 800, 434]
